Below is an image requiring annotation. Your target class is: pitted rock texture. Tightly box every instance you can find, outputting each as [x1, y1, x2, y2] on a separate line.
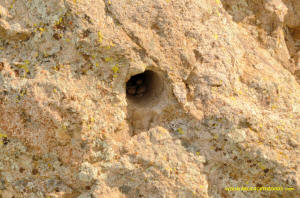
[0, 0, 299, 197]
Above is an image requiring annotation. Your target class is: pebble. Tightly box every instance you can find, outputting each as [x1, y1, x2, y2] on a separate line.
[126, 77, 147, 96]
[136, 85, 146, 94]
[136, 79, 143, 85]
[127, 85, 137, 95]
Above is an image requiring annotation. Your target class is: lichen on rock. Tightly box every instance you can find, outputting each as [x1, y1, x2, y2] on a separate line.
[0, 0, 299, 197]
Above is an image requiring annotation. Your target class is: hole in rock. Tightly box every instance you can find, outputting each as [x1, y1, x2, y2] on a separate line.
[285, 26, 300, 80]
[126, 70, 164, 106]
[125, 70, 167, 136]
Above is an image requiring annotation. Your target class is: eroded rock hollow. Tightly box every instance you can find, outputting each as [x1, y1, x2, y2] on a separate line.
[0, 0, 299, 197]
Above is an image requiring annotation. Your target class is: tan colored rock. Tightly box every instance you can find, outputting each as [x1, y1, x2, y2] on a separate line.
[283, 0, 300, 28]
[0, 0, 299, 197]
[55, 127, 71, 146]
[0, 19, 31, 41]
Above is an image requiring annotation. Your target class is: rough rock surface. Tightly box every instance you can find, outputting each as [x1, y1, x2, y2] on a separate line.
[0, 0, 299, 197]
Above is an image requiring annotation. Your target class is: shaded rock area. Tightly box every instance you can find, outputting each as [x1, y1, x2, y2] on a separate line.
[0, 0, 299, 197]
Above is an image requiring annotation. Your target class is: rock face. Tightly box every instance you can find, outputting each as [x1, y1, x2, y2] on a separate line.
[0, 0, 299, 197]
